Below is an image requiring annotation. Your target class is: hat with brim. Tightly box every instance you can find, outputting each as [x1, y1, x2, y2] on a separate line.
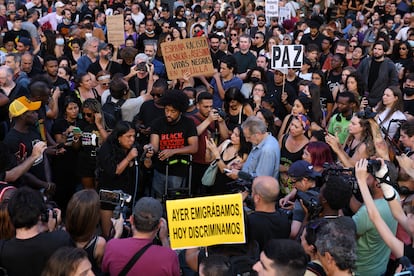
[98, 42, 109, 52]
[288, 160, 321, 179]
[55, 1, 65, 8]
[9, 96, 41, 118]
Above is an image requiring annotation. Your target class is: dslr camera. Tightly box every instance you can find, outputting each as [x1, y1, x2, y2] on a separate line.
[296, 190, 322, 219]
[99, 189, 132, 219]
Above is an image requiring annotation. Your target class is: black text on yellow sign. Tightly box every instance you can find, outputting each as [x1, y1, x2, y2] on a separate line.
[166, 194, 245, 249]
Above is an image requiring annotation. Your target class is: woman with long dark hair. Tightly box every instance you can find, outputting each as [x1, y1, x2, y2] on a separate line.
[96, 121, 138, 239]
[223, 87, 254, 131]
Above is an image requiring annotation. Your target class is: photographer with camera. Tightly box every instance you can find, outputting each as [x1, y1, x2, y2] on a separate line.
[355, 158, 414, 274]
[0, 186, 71, 276]
[285, 160, 321, 240]
[189, 92, 229, 195]
[102, 197, 179, 276]
[352, 158, 398, 276]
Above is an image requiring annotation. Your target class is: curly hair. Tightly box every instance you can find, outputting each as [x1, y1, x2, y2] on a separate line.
[158, 89, 189, 113]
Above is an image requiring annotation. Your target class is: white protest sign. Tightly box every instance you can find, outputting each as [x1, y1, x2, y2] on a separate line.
[278, 7, 291, 25]
[271, 45, 304, 69]
[265, 0, 279, 17]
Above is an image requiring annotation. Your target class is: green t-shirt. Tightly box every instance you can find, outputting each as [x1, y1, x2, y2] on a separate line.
[328, 113, 351, 145]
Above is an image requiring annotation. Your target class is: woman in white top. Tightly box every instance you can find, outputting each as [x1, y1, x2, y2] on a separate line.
[375, 86, 406, 139]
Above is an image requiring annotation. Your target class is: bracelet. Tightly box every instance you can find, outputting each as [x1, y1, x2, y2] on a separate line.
[384, 191, 397, 201]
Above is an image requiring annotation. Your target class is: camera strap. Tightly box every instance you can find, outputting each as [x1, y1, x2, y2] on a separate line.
[119, 242, 152, 276]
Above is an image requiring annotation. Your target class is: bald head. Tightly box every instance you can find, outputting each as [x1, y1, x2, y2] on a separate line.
[252, 176, 279, 204]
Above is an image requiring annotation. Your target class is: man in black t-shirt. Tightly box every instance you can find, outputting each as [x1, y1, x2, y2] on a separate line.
[149, 90, 198, 199]
[248, 176, 290, 251]
[1, 187, 73, 276]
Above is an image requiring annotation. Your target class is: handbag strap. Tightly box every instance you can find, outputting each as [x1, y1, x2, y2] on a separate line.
[119, 242, 152, 276]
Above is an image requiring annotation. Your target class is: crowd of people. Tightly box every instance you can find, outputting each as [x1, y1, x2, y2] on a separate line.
[0, 0, 414, 274]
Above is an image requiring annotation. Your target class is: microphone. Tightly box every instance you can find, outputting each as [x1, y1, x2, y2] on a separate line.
[134, 158, 138, 166]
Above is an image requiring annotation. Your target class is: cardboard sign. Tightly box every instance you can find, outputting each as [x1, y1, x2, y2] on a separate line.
[265, 0, 279, 17]
[278, 7, 291, 25]
[161, 37, 215, 80]
[106, 14, 124, 47]
[166, 194, 245, 249]
[271, 45, 304, 69]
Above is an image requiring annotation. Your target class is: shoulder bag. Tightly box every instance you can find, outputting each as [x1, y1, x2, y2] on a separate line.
[118, 242, 152, 276]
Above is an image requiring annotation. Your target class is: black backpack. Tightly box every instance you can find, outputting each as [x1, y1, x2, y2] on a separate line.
[102, 96, 126, 129]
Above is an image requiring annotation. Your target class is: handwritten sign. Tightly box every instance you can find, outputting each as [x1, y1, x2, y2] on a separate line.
[271, 45, 304, 69]
[161, 37, 215, 80]
[265, 0, 279, 17]
[106, 14, 124, 47]
[166, 194, 245, 249]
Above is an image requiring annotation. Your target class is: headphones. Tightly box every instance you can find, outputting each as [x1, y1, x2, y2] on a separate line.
[336, 112, 352, 122]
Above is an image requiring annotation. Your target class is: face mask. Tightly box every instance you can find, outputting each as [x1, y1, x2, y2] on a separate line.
[250, 77, 260, 83]
[146, 30, 154, 35]
[188, 99, 195, 106]
[404, 87, 414, 96]
[185, 10, 191, 17]
[85, 32, 92, 39]
[63, 18, 71, 24]
[408, 40, 414, 48]
[56, 38, 64, 45]
[240, 23, 247, 30]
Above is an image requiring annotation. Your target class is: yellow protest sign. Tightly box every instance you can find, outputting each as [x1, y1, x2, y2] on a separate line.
[166, 194, 245, 249]
[161, 37, 215, 80]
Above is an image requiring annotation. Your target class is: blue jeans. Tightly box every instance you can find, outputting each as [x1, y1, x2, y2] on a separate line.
[152, 170, 186, 198]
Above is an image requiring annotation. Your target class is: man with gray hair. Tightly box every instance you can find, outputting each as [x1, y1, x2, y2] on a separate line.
[102, 197, 180, 275]
[0, 65, 28, 101]
[228, 116, 280, 180]
[144, 40, 166, 78]
[5, 53, 30, 89]
[315, 219, 357, 276]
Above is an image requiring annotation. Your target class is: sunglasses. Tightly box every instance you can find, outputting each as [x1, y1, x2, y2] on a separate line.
[83, 112, 93, 118]
[101, 82, 110, 86]
[151, 93, 163, 98]
[400, 47, 408, 50]
[231, 33, 238, 36]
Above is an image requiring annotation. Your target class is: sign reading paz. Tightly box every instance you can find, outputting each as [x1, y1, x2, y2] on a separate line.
[161, 37, 215, 80]
[166, 194, 245, 249]
[271, 45, 304, 69]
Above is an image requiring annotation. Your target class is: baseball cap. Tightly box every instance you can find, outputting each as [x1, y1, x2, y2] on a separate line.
[133, 197, 162, 227]
[9, 96, 41, 118]
[288, 160, 321, 179]
[98, 42, 109, 51]
[18, 37, 32, 47]
[55, 1, 65, 8]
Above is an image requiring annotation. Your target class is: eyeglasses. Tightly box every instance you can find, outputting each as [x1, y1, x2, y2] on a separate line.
[231, 33, 238, 36]
[400, 47, 408, 50]
[83, 112, 93, 118]
[254, 36, 261, 39]
[151, 93, 163, 98]
[101, 82, 110, 86]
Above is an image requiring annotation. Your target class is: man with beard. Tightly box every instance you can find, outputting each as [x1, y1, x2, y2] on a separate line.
[136, 19, 159, 53]
[144, 41, 166, 78]
[189, 92, 228, 195]
[77, 37, 99, 75]
[88, 42, 122, 77]
[209, 33, 226, 70]
[357, 41, 398, 106]
[250, 14, 269, 39]
[300, 20, 327, 52]
[148, 90, 198, 199]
